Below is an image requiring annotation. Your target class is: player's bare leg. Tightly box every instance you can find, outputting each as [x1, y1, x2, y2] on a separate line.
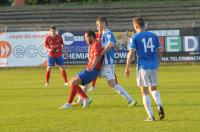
[114, 72, 118, 84]
[88, 72, 118, 92]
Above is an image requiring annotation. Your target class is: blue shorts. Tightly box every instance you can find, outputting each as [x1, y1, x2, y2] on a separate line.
[48, 56, 64, 67]
[78, 69, 100, 86]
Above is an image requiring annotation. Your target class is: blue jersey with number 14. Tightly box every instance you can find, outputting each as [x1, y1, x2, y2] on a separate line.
[129, 31, 162, 70]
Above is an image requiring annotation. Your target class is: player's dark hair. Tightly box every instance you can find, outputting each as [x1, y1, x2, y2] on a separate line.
[132, 16, 145, 28]
[85, 30, 96, 39]
[50, 26, 56, 30]
[96, 17, 108, 26]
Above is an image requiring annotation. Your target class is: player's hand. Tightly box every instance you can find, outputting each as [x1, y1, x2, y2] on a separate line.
[125, 68, 130, 78]
[100, 52, 104, 58]
[52, 48, 59, 53]
[52, 48, 56, 53]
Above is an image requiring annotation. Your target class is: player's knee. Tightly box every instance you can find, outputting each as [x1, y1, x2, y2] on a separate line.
[69, 77, 79, 86]
[141, 88, 149, 95]
[69, 78, 75, 86]
[59, 67, 65, 71]
[47, 66, 52, 71]
[149, 86, 157, 92]
[108, 79, 116, 88]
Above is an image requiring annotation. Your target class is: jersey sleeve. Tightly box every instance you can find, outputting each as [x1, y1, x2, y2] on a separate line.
[59, 35, 64, 45]
[44, 36, 49, 48]
[155, 35, 162, 49]
[106, 32, 116, 46]
[129, 35, 136, 50]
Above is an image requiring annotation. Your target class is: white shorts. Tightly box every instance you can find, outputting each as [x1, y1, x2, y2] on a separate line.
[99, 64, 115, 81]
[136, 68, 158, 87]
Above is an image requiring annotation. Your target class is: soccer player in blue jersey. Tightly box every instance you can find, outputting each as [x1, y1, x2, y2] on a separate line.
[125, 16, 165, 121]
[96, 17, 137, 106]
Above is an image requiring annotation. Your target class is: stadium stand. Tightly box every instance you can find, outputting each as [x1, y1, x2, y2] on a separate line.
[0, 3, 200, 32]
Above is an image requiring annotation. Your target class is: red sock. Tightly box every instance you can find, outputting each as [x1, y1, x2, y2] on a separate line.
[91, 78, 97, 87]
[115, 73, 118, 84]
[61, 70, 67, 83]
[67, 84, 78, 103]
[45, 70, 50, 83]
[77, 86, 88, 99]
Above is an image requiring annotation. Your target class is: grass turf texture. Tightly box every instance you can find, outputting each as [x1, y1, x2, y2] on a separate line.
[0, 64, 200, 132]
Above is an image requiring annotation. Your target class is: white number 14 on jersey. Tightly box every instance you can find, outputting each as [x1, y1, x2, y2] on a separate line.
[142, 38, 155, 53]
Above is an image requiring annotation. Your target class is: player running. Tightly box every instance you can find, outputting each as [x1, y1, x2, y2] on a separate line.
[44, 26, 68, 87]
[59, 30, 103, 109]
[125, 16, 165, 121]
[96, 17, 137, 106]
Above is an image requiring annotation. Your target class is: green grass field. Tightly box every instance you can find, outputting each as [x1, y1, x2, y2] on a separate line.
[0, 64, 200, 132]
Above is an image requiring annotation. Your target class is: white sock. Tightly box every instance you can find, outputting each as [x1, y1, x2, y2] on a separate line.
[151, 90, 162, 108]
[77, 96, 83, 104]
[143, 95, 154, 118]
[81, 84, 88, 93]
[114, 84, 133, 102]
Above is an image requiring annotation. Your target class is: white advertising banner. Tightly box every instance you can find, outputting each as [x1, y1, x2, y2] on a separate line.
[0, 31, 48, 67]
[1, 31, 200, 67]
[0, 32, 8, 67]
